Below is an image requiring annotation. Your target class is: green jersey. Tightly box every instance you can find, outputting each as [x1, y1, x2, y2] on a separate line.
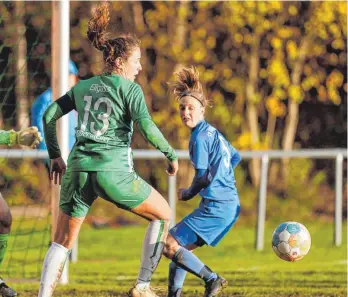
[43, 73, 177, 171]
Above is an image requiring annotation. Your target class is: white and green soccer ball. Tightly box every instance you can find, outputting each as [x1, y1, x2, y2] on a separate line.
[272, 221, 311, 262]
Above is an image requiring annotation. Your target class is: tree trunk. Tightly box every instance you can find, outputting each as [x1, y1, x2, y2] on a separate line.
[281, 38, 310, 184]
[266, 114, 276, 149]
[90, 3, 104, 75]
[246, 35, 261, 187]
[174, 1, 188, 51]
[14, 1, 29, 129]
[132, 2, 152, 109]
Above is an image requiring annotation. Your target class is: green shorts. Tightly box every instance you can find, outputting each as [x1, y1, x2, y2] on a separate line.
[59, 171, 152, 217]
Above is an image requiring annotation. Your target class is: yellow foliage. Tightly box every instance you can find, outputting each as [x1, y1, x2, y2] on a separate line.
[178, 5, 189, 19]
[260, 69, 268, 79]
[316, 3, 335, 24]
[243, 34, 253, 45]
[234, 132, 266, 150]
[268, 58, 290, 87]
[202, 70, 216, 83]
[111, 2, 123, 11]
[328, 88, 341, 105]
[196, 28, 207, 39]
[234, 33, 243, 44]
[303, 65, 312, 76]
[318, 85, 327, 101]
[257, 2, 267, 13]
[246, 13, 257, 26]
[150, 79, 165, 97]
[194, 48, 207, 61]
[278, 28, 294, 39]
[312, 44, 326, 56]
[337, 2, 347, 14]
[318, 27, 328, 40]
[222, 68, 233, 79]
[235, 132, 253, 150]
[141, 36, 153, 48]
[329, 24, 341, 38]
[327, 71, 344, 87]
[210, 90, 224, 104]
[288, 85, 304, 103]
[271, 1, 283, 11]
[301, 76, 320, 91]
[271, 37, 282, 49]
[328, 53, 338, 66]
[286, 40, 298, 59]
[262, 20, 272, 31]
[273, 88, 287, 100]
[249, 92, 262, 104]
[231, 114, 242, 127]
[156, 35, 169, 48]
[266, 96, 286, 117]
[288, 5, 298, 16]
[332, 39, 345, 50]
[205, 36, 215, 49]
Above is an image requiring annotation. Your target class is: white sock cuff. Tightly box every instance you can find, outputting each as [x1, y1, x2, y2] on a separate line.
[51, 242, 69, 253]
[148, 220, 169, 243]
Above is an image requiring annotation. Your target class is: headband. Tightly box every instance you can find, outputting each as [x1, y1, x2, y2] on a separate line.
[180, 91, 205, 107]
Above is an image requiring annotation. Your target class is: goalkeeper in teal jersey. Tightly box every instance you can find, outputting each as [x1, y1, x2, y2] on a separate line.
[0, 127, 42, 297]
[38, 3, 178, 297]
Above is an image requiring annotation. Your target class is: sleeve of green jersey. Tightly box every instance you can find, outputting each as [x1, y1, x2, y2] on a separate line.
[43, 94, 75, 159]
[127, 84, 177, 162]
[0, 130, 14, 146]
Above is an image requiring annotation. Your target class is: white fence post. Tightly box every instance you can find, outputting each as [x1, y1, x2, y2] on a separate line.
[256, 155, 269, 251]
[168, 175, 177, 228]
[335, 154, 343, 246]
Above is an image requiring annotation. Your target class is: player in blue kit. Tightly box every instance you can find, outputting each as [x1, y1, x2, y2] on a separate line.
[163, 66, 241, 297]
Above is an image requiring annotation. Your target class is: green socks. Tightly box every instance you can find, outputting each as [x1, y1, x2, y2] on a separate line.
[0, 233, 9, 266]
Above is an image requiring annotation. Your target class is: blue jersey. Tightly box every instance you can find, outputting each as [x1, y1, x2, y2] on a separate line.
[189, 120, 241, 202]
[31, 88, 77, 151]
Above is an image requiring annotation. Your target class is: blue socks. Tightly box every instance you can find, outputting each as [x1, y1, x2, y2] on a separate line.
[168, 262, 187, 296]
[172, 247, 217, 282]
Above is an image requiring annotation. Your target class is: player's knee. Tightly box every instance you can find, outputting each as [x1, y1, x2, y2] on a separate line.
[159, 209, 171, 221]
[153, 205, 171, 221]
[163, 235, 179, 259]
[0, 210, 12, 230]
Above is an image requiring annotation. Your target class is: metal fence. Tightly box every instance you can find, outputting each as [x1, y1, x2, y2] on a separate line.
[1, 148, 346, 251]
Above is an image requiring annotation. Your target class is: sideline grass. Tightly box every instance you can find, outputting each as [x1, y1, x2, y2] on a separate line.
[6, 222, 347, 297]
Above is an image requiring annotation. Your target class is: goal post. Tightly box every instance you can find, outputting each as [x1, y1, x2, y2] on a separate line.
[51, 0, 70, 285]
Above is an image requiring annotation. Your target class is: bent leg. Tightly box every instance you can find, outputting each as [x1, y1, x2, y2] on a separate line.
[94, 172, 171, 294]
[130, 187, 171, 293]
[164, 234, 216, 281]
[168, 238, 200, 297]
[0, 194, 11, 267]
[131, 187, 171, 221]
[0, 193, 12, 234]
[0, 194, 17, 296]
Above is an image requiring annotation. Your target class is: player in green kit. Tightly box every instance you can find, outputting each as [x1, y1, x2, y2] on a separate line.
[37, 3, 178, 297]
[0, 127, 42, 297]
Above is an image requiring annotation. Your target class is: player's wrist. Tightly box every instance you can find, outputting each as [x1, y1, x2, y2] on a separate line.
[181, 189, 193, 201]
[8, 130, 18, 146]
[167, 152, 178, 162]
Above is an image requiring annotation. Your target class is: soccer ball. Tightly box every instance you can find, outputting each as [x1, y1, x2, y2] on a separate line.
[272, 221, 311, 262]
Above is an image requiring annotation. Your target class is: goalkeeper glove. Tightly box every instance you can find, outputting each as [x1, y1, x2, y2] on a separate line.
[9, 126, 42, 148]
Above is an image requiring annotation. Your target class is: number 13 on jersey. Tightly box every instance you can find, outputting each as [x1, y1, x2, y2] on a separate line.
[81, 95, 112, 136]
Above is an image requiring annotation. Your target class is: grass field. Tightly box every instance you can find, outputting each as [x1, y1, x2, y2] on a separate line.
[3, 221, 347, 297]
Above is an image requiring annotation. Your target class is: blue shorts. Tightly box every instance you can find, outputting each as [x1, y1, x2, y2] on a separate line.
[170, 198, 240, 247]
